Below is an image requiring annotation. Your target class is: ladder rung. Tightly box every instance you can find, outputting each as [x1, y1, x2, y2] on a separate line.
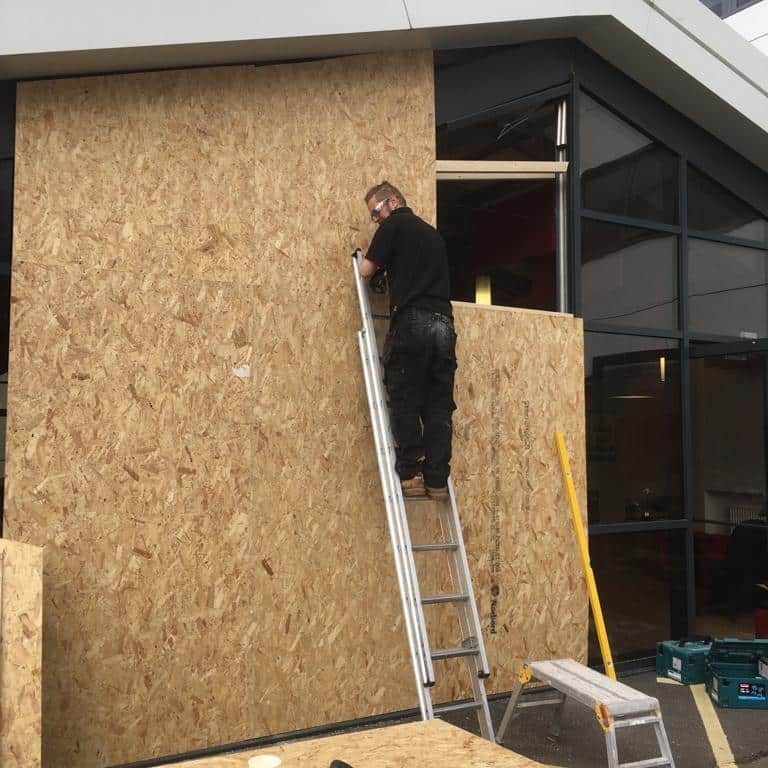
[433, 700, 482, 715]
[614, 715, 661, 729]
[618, 759, 672, 768]
[354, 255, 493, 741]
[412, 543, 458, 552]
[422, 593, 468, 605]
[431, 644, 480, 661]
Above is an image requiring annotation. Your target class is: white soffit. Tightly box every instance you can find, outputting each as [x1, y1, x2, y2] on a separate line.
[0, 0, 767, 170]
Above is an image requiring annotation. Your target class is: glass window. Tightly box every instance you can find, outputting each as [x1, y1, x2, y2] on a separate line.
[589, 530, 687, 663]
[580, 92, 679, 224]
[688, 238, 768, 338]
[582, 220, 678, 329]
[585, 333, 682, 524]
[437, 97, 560, 162]
[690, 350, 768, 638]
[688, 165, 768, 244]
[437, 179, 556, 310]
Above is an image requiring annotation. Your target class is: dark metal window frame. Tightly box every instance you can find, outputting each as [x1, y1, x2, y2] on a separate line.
[573, 75, 768, 640]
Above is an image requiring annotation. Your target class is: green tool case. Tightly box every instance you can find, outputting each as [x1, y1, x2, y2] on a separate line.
[705, 638, 768, 709]
[656, 638, 712, 684]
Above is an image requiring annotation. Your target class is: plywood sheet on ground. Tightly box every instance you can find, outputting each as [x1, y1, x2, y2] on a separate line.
[0, 539, 43, 768]
[173, 720, 557, 768]
[8, 51, 586, 768]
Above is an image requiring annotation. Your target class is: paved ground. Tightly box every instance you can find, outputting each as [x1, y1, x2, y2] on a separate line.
[136, 670, 767, 768]
[440, 671, 768, 768]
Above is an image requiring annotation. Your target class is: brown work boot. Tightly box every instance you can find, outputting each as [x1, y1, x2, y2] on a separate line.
[401, 473, 425, 497]
[425, 484, 449, 500]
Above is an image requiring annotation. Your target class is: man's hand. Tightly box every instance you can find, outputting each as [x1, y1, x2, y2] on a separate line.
[358, 256, 378, 279]
[370, 269, 387, 294]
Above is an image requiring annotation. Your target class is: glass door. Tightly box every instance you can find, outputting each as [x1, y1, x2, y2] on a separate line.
[690, 340, 768, 639]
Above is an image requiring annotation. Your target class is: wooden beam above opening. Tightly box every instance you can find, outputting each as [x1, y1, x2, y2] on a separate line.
[436, 160, 569, 178]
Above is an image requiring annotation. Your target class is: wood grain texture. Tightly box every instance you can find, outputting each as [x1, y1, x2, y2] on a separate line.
[0, 539, 43, 768]
[9, 52, 436, 768]
[452, 303, 588, 692]
[174, 720, 557, 768]
[8, 51, 586, 768]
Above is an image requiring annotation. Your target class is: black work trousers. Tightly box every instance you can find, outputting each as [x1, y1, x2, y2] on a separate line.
[383, 307, 457, 488]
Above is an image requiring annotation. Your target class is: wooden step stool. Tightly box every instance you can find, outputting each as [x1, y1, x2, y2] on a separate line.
[496, 659, 676, 768]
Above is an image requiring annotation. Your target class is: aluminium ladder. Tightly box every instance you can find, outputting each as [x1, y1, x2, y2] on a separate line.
[351, 249, 494, 740]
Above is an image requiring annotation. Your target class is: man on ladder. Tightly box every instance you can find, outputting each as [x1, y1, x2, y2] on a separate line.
[358, 180, 457, 500]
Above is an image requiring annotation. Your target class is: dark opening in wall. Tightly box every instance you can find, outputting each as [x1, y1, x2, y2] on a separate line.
[435, 65, 563, 311]
[437, 179, 556, 310]
[0, 80, 15, 536]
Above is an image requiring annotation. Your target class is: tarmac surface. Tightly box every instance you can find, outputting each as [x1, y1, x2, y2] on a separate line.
[440, 670, 768, 768]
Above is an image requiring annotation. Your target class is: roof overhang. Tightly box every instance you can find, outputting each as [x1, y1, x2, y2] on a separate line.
[2, 0, 767, 172]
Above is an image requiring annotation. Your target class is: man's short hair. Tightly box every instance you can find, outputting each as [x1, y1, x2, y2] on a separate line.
[365, 181, 407, 207]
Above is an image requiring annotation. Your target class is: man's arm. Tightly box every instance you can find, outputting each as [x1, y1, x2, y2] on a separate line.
[359, 256, 378, 279]
[359, 217, 395, 279]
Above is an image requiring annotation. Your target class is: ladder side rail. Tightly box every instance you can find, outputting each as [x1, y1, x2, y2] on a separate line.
[447, 477, 492, 677]
[436, 504, 473, 642]
[352, 254, 436, 689]
[434, 503, 494, 739]
[357, 333, 431, 698]
[353, 255, 434, 687]
[469, 676, 495, 740]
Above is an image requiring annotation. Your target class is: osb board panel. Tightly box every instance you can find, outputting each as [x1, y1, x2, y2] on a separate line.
[0, 539, 43, 768]
[174, 720, 557, 768]
[451, 303, 588, 694]
[12, 60, 436, 281]
[8, 51, 586, 768]
[8, 52, 437, 768]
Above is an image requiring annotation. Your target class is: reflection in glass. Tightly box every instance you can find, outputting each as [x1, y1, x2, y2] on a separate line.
[690, 352, 768, 638]
[688, 165, 768, 244]
[589, 530, 686, 664]
[437, 179, 556, 310]
[585, 333, 682, 524]
[688, 238, 768, 338]
[580, 93, 678, 224]
[582, 220, 678, 329]
[437, 97, 559, 162]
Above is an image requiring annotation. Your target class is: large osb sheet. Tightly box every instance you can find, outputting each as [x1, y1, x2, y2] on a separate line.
[8, 52, 586, 768]
[173, 720, 557, 768]
[453, 304, 587, 692]
[0, 539, 43, 768]
[8, 53, 436, 768]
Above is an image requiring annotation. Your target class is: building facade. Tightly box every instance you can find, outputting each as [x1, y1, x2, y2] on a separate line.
[1, 0, 768, 765]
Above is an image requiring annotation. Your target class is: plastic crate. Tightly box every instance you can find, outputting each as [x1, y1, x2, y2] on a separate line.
[656, 638, 711, 684]
[705, 639, 768, 709]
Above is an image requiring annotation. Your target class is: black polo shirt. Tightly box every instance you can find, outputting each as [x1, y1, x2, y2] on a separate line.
[365, 206, 452, 318]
